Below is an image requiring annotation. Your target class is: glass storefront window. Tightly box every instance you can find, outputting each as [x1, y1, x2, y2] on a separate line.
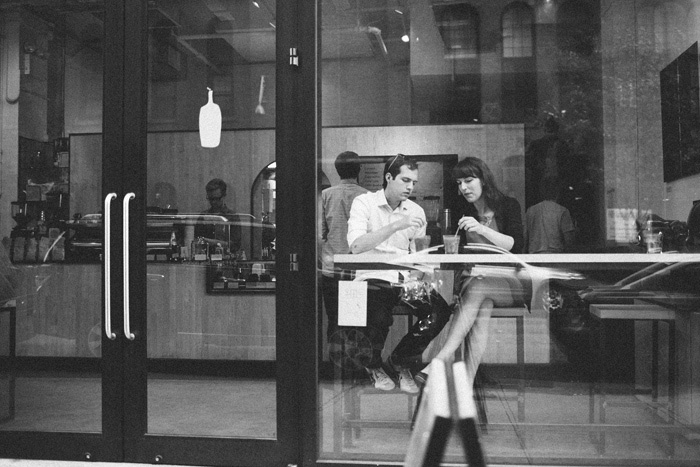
[317, 0, 700, 465]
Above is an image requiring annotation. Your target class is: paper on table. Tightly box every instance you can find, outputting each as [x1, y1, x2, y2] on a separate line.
[338, 280, 367, 326]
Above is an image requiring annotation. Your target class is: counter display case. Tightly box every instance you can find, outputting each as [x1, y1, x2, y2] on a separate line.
[206, 260, 275, 294]
[53, 212, 278, 293]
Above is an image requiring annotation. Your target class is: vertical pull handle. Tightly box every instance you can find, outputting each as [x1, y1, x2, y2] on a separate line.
[104, 193, 117, 340]
[123, 192, 136, 340]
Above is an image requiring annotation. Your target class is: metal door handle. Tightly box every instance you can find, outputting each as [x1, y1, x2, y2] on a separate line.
[123, 192, 136, 340]
[104, 193, 117, 340]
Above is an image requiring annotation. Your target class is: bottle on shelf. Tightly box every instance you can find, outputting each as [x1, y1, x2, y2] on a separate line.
[192, 236, 208, 261]
[211, 242, 224, 262]
[169, 231, 180, 262]
[36, 210, 47, 237]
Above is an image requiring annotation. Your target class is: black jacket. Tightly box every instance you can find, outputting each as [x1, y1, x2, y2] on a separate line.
[453, 194, 524, 254]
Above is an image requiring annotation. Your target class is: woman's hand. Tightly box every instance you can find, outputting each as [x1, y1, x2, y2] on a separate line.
[457, 216, 486, 234]
[457, 214, 515, 251]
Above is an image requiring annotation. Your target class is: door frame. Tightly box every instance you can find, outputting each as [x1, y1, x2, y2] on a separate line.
[114, 0, 318, 465]
[0, 0, 317, 465]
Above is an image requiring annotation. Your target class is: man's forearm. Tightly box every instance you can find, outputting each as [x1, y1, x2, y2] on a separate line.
[350, 222, 398, 254]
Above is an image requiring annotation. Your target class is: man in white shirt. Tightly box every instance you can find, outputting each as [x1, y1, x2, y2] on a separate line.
[347, 154, 451, 393]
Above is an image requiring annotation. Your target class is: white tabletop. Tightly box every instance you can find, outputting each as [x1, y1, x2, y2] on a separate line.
[334, 252, 700, 269]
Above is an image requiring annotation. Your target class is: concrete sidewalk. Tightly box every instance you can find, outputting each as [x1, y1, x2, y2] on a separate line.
[0, 461, 187, 467]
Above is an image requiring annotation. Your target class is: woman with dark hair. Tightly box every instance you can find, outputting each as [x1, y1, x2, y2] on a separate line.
[422, 156, 524, 385]
[451, 156, 523, 252]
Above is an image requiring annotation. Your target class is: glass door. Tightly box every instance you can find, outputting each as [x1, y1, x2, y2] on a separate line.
[141, 0, 281, 452]
[0, 0, 121, 461]
[0, 0, 308, 465]
[118, 0, 307, 465]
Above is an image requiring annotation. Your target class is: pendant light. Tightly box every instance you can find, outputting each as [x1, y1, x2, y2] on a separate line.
[255, 75, 266, 115]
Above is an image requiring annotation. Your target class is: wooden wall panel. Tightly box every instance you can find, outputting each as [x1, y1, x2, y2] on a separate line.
[71, 124, 524, 217]
[14, 263, 276, 360]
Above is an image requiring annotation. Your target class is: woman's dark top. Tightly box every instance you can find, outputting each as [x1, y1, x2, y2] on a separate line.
[453, 194, 524, 253]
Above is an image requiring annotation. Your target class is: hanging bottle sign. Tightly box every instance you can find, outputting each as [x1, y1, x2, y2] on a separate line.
[199, 87, 222, 148]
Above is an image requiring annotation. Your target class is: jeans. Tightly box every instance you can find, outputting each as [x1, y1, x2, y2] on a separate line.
[363, 279, 452, 370]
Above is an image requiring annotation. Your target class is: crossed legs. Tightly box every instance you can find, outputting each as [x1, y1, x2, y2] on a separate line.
[428, 275, 519, 386]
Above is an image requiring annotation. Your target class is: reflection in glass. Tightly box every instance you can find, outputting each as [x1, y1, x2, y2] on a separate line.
[0, 2, 104, 434]
[318, 0, 700, 464]
[146, 0, 276, 438]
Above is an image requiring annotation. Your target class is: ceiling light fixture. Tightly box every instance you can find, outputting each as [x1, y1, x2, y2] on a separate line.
[399, 13, 410, 43]
[253, 1, 260, 7]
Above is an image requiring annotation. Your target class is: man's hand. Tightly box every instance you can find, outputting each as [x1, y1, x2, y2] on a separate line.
[349, 213, 425, 254]
[393, 213, 426, 232]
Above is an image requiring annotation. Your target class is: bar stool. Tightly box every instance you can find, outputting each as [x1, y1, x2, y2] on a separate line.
[588, 302, 676, 455]
[466, 306, 527, 433]
[0, 300, 16, 422]
[331, 307, 417, 451]
[490, 306, 527, 423]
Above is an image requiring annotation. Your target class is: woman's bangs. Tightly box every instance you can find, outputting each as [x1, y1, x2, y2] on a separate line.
[452, 164, 479, 180]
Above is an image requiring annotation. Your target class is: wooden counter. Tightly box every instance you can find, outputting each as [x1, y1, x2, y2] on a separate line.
[12, 263, 275, 360]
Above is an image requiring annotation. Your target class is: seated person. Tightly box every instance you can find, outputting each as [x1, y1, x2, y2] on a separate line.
[347, 154, 451, 393]
[422, 157, 525, 387]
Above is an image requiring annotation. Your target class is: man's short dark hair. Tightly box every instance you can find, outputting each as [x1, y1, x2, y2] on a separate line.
[383, 154, 418, 188]
[335, 151, 361, 180]
[540, 176, 561, 201]
[206, 178, 227, 196]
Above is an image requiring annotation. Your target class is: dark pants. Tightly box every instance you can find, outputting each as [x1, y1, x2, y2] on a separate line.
[364, 279, 452, 370]
[321, 274, 341, 340]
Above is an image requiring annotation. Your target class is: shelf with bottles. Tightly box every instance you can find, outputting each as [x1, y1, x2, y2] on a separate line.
[206, 260, 276, 294]
[10, 226, 66, 263]
[10, 199, 69, 263]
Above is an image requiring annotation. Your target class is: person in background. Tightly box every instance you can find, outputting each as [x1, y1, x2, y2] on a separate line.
[525, 177, 576, 253]
[197, 178, 242, 253]
[151, 181, 178, 211]
[525, 115, 572, 208]
[320, 151, 368, 340]
[347, 154, 451, 394]
[421, 156, 525, 387]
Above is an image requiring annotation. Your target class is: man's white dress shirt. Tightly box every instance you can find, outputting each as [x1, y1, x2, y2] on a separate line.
[347, 189, 427, 283]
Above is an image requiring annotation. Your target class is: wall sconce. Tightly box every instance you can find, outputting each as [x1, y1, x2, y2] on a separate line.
[199, 87, 221, 148]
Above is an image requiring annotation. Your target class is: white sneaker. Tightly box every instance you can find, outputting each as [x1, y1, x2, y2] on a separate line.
[368, 367, 395, 391]
[398, 369, 419, 394]
[414, 361, 431, 386]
